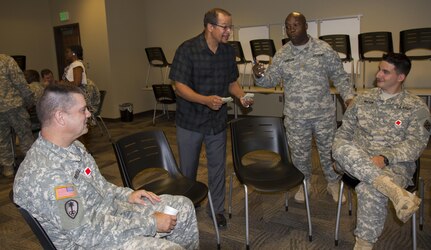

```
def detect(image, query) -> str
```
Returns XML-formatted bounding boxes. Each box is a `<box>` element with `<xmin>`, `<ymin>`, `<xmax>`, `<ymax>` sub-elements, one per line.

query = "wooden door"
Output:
<box><xmin>53</xmin><ymin>23</ymin><xmax>81</xmax><ymax>79</ymax></box>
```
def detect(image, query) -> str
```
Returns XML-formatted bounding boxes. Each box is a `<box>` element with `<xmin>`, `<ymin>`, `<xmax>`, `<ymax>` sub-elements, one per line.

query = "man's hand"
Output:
<box><xmin>206</xmin><ymin>95</ymin><xmax>224</xmax><ymax>110</ymax></box>
<box><xmin>154</xmin><ymin>211</ymin><xmax>177</xmax><ymax>233</ymax></box>
<box><xmin>240</xmin><ymin>94</ymin><xmax>254</xmax><ymax>108</ymax></box>
<box><xmin>344</xmin><ymin>98</ymin><xmax>353</xmax><ymax>108</ymax></box>
<box><xmin>128</xmin><ymin>190</ymin><xmax>161</xmax><ymax>205</ymax></box>
<box><xmin>370</xmin><ymin>155</ymin><xmax>386</xmax><ymax>169</ymax></box>
<box><xmin>252</xmin><ymin>62</ymin><xmax>265</xmax><ymax>78</ymax></box>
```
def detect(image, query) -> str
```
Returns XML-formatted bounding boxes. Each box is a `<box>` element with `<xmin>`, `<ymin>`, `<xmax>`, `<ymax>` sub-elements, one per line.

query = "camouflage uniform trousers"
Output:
<box><xmin>333</xmin><ymin>143</ymin><xmax>410</xmax><ymax>243</ymax></box>
<box><xmin>112</xmin><ymin>194</ymin><xmax>199</xmax><ymax>250</ymax></box>
<box><xmin>0</xmin><ymin>107</ymin><xmax>34</xmax><ymax>169</ymax></box>
<box><xmin>284</xmin><ymin>114</ymin><xmax>340</xmax><ymax>182</ymax></box>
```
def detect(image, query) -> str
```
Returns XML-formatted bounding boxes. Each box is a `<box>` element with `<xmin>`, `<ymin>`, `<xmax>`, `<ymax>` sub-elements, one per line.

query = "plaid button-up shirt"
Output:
<box><xmin>169</xmin><ymin>32</ymin><xmax>238</xmax><ymax>134</ymax></box>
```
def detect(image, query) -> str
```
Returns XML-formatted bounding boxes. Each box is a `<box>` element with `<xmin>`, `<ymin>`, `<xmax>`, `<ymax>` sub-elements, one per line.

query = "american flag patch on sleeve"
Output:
<box><xmin>55</xmin><ymin>185</ymin><xmax>77</xmax><ymax>200</ymax></box>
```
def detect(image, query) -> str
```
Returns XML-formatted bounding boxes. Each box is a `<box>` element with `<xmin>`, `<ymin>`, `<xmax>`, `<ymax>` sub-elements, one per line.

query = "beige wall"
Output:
<box><xmin>0</xmin><ymin>0</ymin><xmax>56</xmax><ymax>75</ymax></box>
<box><xmin>1</xmin><ymin>0</ymin><xmax>430</xmax><ymax>118</ymax></box>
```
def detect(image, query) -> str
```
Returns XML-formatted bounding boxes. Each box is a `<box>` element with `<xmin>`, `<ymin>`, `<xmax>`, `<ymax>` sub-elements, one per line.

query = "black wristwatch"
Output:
<box><xmin>380</xmin><ymin>155</ymin><xmax>389</xmax><ymax>166</ymax></box>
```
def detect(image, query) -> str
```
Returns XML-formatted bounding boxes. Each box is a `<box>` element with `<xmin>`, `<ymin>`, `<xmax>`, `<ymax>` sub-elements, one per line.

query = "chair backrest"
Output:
<box><xmin>112</xmin><ymin>130</ymin><xmax>183</xmax><ymax>189</ymax></box>
<box><xmin>358</xmin><ymin>31</ymin><xmax>394</xmax><ymax>61</ymax></box>
<box><xmin>93</xmin><ymin>90</ymin><xmax>106</xmax><ymax>117</ymax></box>
<box><xmin>319</xmin><ymin>34</ymin><xmax>353</xmax><ymax>62</ymax></box>
<box><xmin>400</xmin><ymin>28</ymin><xmax>431</xmax><ymax>60</ymax></box>
<box><xmin>145</xmin><ymin>47</ymin><xmax>170</xmax><ymax>67</ymax></box>
<box><xmin>230</xmin><ymin>117</ymin><xmax>291</xmax><ymax>181</ymax></box>
<box><xmin>249</xmin><ymin>39</ymin><xmax>276</xmax><ymax>64</ymax></box>
<box><xmin>228</xmin><ymin>41</ymin><xmax>249</xmax><ymax>64</ymax></box>
<box><xmin>9</xmin><ymin>191</ymin><xmax>57</xmax><ymax>250</ymax></box>
<box><xmin>281</xmin><ymin>37</ymin><xmax>290</xmax><ymax>45</ymax></box>
<box><xmin>152</xmin><ymin>84</ymin><xmax>176</xmax><ymax>104</ymax></box>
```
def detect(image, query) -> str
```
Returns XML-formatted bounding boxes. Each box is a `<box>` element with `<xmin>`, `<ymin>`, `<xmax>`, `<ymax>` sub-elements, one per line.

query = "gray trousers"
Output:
<box><xmin>176</xmin><ymin>126</ymin><xmax>226</xmax><ymax>214</ymax></box>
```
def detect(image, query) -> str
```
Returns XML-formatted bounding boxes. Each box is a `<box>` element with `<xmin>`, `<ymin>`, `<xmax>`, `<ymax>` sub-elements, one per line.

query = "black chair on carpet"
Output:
<box><xmin>228</xmin><ymin>116</ymin><xmax>312</xmax><ymax>249</ymax></box>
<box><xmin>112</xmin><ymin>129</ymin><xmax>220</xmax><ymax>249</ymax></box>
<box><xmin>9</xmin><ymin>190</ymin><xmax>57</xmax><ymax>250</ymax></box>
<box><xmin>334</xmin><ymin>159</ymin><xmax>424</xmax><ymax>249</ymax></box>
<box><xmin>151</xmin><ymin>84</ymin><xmax>176</xmax><ymax>125</ymax></box>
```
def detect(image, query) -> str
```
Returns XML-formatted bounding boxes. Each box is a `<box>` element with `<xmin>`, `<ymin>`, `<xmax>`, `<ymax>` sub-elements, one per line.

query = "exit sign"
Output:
<box><xmin>59</xmin><ymin>11</ymin><xmax>69</xmax><ymax>22</ymax></box>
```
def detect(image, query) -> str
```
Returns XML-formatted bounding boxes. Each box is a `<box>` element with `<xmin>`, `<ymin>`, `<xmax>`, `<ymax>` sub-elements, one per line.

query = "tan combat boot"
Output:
<box><xmin>372</xmin><ymin>175</ymin><xmax>421</xmax><ymax>223</ymax></box>
<box><xmin>353</xmin><ymin>237</ymin><xmax>373</xmax><ymax>250</ymax></box>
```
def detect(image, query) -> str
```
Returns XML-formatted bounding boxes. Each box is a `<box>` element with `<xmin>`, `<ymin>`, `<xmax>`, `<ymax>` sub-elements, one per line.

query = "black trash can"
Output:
<box><xmin>119</xmin><ymin>103</ymin><xmax>133</xmax><ymax>122</ymax></box>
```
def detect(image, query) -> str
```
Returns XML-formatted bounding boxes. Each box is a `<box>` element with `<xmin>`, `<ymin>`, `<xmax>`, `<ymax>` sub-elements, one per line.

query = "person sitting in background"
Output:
<box><xmin>333</xmin><ymin>53</ymin><xmax>430</xmax><ymax>249</ymax></box>
<box><xmin>40</xmin><ymin>68</ymin><xmax>57</xmax><ymax>86</ymax></box>
<box><xmin>14</xmin><ymin>83</ymin><xmax>199</xmax><ymax>249</ymax></box>
<box><xmin>24</xmin><ymin>69</ymin><xmax>45</xmax><ymax>101</ymax></box>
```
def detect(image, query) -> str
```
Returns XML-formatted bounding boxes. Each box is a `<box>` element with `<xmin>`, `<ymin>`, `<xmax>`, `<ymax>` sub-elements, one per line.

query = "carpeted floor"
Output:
<box><xmin>1</xmin><ymin>112</ymin><xmax>430</xmax><ymax>249</ymax></box>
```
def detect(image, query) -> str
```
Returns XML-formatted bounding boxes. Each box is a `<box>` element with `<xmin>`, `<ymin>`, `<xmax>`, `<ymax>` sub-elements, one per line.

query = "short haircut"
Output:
<box><xmin>24</xmin><ymin>70</ymin><xmax>40</xmax><ymax>83</ymax></box>
<box><xmin>68</xmin><ymin>45</ymin><xmax>84</xmax><ymax>60</ymax></box>
<box><xmin>40</xmin><ymin>69</ymin><xmax>53</xmax><ymax>77</ymax></box>
<box><xmin>382</xmin><ymin>52</ymin><xmax>411</xmax><ymax>76</ymax></box>
<box><xmin>37</xmin><ymin>83</ymin><xmax>84</xmax><ymax>125</ymax></box>
<box><xmin>203</xmin><ymin>8</ymin><xmax>231</xmax><ymax>27</ymax></box>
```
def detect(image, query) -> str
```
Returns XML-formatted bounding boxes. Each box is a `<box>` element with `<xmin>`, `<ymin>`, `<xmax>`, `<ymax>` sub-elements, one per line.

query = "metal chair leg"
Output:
<box><xmin>208</xmin><ymin>191</ymin><xmax>220</xmax><ymax>249</ymax></box>
<box><xmin>419</xmin><ymin>177</ymin><xmax>424</xmax><ymax>230</ymax></box>
<box><xmin>303</xmin><ymin>180</ymin><xmax>312</xmax><ymax>242</ymax></box>
<box><xmin>244</xmin><ymin>185</ymin><xmax>249</xmax><ymax>249</ymax></box>
<box><xmin>334</xmin><ymin>181</ymin><xmax>344</xmax><ymax>246</ymax></box>
<box><xmin>228</xmin><ymin>172</ymin><xmax>234</xmax><ymax>218</ymax></box>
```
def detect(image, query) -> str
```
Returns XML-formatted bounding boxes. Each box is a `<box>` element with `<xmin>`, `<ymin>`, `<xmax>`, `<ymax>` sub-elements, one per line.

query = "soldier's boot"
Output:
<box><xmin>353</xmin><ymin>237</ymin><xmax>373</xmax><ymax>250</ymax></box>
<box><xmin>372</xmin><ymin>175</ymin><xmax>421</xmax><ymax>223</ymax></box>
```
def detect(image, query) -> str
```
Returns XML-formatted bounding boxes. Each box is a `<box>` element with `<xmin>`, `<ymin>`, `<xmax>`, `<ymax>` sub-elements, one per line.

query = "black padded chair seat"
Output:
<box><xmin>140</xmin><ymin>177</ymin><xmax>208</xmax><ymax>204</ymax></box>
<box><xmin>238</xmin><ymin>163</ymin><xmax>304</xmax><ymax>192</ymax></box>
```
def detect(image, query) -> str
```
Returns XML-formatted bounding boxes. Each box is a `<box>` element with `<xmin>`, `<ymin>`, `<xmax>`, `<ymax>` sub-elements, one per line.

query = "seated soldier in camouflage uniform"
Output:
<box><xmin>13</xmin><ymin>83</ymin><xmax>199</xmax><ymax>249</ymax></box>
<box><xmin>333</xmin><ymin>53</ymin><xmax>431</xmax><ymax>249</ymax></box>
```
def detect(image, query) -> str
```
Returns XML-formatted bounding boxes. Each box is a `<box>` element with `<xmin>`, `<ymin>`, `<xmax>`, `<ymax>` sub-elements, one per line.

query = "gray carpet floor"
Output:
<box><xmin>1</xmin><ymin>112</ymin><xmax>430</xmax><ymax>249</ymax></box>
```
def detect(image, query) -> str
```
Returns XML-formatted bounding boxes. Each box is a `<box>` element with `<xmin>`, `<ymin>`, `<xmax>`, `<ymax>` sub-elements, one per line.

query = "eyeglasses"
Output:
<box><xmin>211</xmin><ymin>23</ymin><xmax>234</xmax><ymax>31</ymax></box>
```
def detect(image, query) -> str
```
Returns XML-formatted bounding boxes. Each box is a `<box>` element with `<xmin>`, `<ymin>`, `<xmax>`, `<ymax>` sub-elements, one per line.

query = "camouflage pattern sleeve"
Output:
<box><xmin>380</xmin><ymin>101</ymin><xmax>431</xmax><ymax>164</ymax></box>
<box><xmin>254</xmin><ymin>48</ymin><xmax>285</xmax><ymax>88</ymax></box>
<box><xmin>333</xmin><ymin>96</ymin><xmax>359</xmax><ymax>152</ymax></box>
<box><xmin>325</xmin><ymin>47</ymin><xmax>355</xmax><ymax>102</ymax></box>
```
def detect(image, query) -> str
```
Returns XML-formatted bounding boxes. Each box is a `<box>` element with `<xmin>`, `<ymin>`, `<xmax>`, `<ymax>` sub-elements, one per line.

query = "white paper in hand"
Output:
<box><xmin>163</xmin><ymin>205</ymin><xmax>178</xmax><ymax>216</ymax></box>
<box><xmin>221</xmin><ymin>97</ymin><xmax>233</xmax><ymax>103</ymax></box>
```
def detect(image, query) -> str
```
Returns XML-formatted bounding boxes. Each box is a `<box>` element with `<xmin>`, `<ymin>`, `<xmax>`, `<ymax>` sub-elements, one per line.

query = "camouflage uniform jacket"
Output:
<box><xmin>14</xmin><ymin>136</ymin><xmax>158</xmax><ymax>249</ymax></box>
<box><xmin>0</xmin><ymin>54</ymin><xmax>34</xmax><ymax>112</ymax></box>
<box><xmin>255</xmin><ymin>36</ymin><xmax>354</xmax><ymax>119</ymax></box>
<box><xmin>334</xmin><ymin>88</ymin><xmax>431</xmax><ymax>180</ymax></box>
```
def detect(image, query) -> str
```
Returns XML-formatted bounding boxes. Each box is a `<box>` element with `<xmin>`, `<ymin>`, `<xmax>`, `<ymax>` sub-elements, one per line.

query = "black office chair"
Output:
<box><xmin>92</xmin><ymin>90</ymin><xmax>111</xmax><ymax>141</ymax></box>
<box><xmin>357</xmin><ymin>32</ymin><xmax>394</xmax><ymax>88</ymax></box>
<box><xmin>319</xmin><ymin>34</ymin><xmax>355</xmax><ymax>89</ymax></box>
<box><xmin>145</xmin><ymin>47</ymin><xmax>171</xmax><ymax>87</ymax></box>
<box><xmin>334</xmin><ymin>160</ymin><xmax>424</xmax><ymax>249</ymax></box>
<box><xmin>281</xmin><ymin>37</ymin><xmax>290</xmax><ymax>46</ymax></box>
<box><xmin>228</xmin><ymin>41</ymin><xmax>253</xmax><ymax>87</ymax></box>
<box><xmin>319</xmin><ymin>34</ymin><xmax>353</xmax><ymax>63</ymax></box>
<box><xmin>151</xmin><ymin>84</ymin><xmax>176</xmax><ymax>125</ymax></box>
<box><xmin>9</xmin><ymin>190</ymin><xmax>57</xmax><ymax>250</ymax></box>
<box><xmin>112</xmin><ymin>130</ymin><xmax>220</xmax><ymax>248</ymax></box>
<box><xmin>228</xmin><ymin>116</ymin><xmax>312</xmax><ymax>249</ymax></box>
<box><xmin>249</xmin><ymin>39</ymin><xmax>276</xmax><ymax>65</ymax></box>
<box><xmin>400</xmin><ymin>28</ymin><xmax>431</xmax><ymax>60</ymax></box>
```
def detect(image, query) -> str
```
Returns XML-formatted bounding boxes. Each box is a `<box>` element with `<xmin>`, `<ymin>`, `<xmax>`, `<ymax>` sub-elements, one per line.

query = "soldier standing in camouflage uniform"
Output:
<box><xmin>252</xmin><ymin>12</ymin><xmax>355</xmax><ymax>203</ymax></box>
<box><xmin>333</xmin><ymin>53</ymin><xmax>430</xmax><ymax>249</ymax></box>
<box><xmin>0</xmin><ymin>54</ymin><xmax>34</xmax><ymax>177</ymax></box>
<box><xmin>14</xmin><ymin>83</ymin><xmax>199</xmax><ymax>249</ymax></box>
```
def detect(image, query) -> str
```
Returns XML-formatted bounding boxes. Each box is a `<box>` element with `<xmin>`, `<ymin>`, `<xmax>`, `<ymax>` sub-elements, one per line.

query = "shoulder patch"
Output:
<box><xmin>55</xmin><ymin>185</ymin><xmax>77</xmax><ymax>200</ymax></box>
<box><xmin>65</xmin><ymin>199</ymin><xmax>79</xmax><ymax>219</ymax></box>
